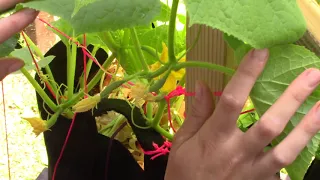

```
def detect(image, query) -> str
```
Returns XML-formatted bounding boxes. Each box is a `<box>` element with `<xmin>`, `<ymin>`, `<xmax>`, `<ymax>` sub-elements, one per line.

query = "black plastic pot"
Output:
<box><xmin>34</xmin><ymin>41</ymin><xmax>168</xmax><ymax>180</ymax></box>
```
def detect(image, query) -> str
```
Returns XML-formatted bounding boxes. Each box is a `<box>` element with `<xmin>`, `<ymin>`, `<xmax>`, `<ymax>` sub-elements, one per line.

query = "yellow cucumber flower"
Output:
<box><xmin>150</xmin><ymin>42</ymin><xmax>185</xmax><ymax>93</ymax></box>
<box><xmin>73</xmin><ymin>94</ymin><xmax>101</xmax><ymax>113</ymax></box>
<box><xmin>23</xmin><ymin>117</ymin><xmax>48</xmax><ymax>136</ymax></box>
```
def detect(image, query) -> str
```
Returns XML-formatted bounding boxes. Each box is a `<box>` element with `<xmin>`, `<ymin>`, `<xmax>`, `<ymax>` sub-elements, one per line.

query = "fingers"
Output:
<box><xmin>244</xmin><ymin>68</ymin><xmax>320</xmax><ymax>152</ymax></box>
<box><xmin>256</xmin><ymin>101</ymin><xmax>320</xmax><ymax>175</ymax></box>
<box><xmin>0</xmin><ymin>0</ymin><xmax>24</xmax><ymax>12</ymax></box>
<box><xmin>0</xmin><ymin>58</ymin><xmax>24</xmax><ymax>81</ymax></box>
<box><xmin>172</xmin><ymin>81</ymin><xmax>214</xmax><ymax>148</ymax></box>
<box><xmin>0</xmin><ymin>8</ymin><xmax>38</xmax><ymax>44</ymax></box>
<box><xmin>200</xmin><ymin>49</ymin><xmax>269</xmax><ymax>136</ymax></box>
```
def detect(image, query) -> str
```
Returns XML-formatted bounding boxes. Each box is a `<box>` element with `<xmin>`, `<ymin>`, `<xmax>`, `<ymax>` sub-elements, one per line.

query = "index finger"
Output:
<box><xmin>0</xmin><ymin>8</ymin><xmax>38</xmax><ymax>44</ymax></box>
<box><xmin>200</xmin><ymin>49</ymin><xmax>269</xmax><ymax>137</ymax></box>
<box><xmin>0</xmin><ymin>0</ymin><xmax>24</xmax><ymax>12</ymax></box>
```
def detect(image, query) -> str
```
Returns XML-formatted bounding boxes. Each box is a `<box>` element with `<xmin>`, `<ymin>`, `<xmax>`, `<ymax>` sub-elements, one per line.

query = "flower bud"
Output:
<box><xmin>73</xmin><ymin>94</ymin><xmax>101</xmax><ymax>113</ymax></box>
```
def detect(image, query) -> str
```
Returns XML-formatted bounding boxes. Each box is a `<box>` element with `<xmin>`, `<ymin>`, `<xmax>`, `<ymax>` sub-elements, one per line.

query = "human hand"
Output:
<box><xmin>0</xmin><ymin>0</ymin><xmax>38</xmax><ymax>81</ymax></box>
<box><xmin>165</xmin><ymin>49</ymin><xmax>320</xmax><ymax>180</ymax></box>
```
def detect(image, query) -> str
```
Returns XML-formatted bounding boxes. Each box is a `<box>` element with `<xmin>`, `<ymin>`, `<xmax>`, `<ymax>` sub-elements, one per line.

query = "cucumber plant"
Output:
<box><xmin>1</xmin><ymin>0</ymin><xmax>320</xmax><ymax>179</ymax></box>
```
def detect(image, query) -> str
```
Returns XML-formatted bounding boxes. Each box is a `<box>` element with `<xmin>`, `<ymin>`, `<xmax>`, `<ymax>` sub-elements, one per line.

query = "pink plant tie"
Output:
<box><xmin>164</xmin><ymin>86</ymin><xmax>223</xmax><ymax>133</ymax></box>
<box><xmin>143</xmin><ymin>141</ymin><xmax>172</xmax><ymax>160</ymax></box>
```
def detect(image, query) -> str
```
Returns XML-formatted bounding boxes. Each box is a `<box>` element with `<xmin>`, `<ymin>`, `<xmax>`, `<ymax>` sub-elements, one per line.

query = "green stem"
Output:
<box><xmin>147</xmin><ymin>64</ymin><xmax>169</xmax><ymax>79</ymax></box>
<box><xmin>61</xmin><ymin>53</ymin><xmax>116</xmax><ymax>109</ymax></box>
<box><xmin>141</xmin><ymin>45</ymin><xmax>160</xmax><ymax>61</ymax></box>
<box><xmin>23</xmin><ymin>33</ymin><xmax>43</xmax><ymax>59</ymax></box>
<box><xmin>46</xmin><ymin>108</ymin><xmax>63</xmax><ymax>129</ymax></box>
<box><xmin>106</xmin><ymin>116</ymin><xmax>126</xmax><ymax>137</ymax></box>
<box><xmin>99</xmin><ymin>118</ymin><xmax>117</xmax><ymax>134</ymax></box>
<box><xmin>87</xmin><ymin>47</ymin><xmax>100</xmax><ymax>78</ymax></box>
<box><xmin>80</xmin><ymin>46</ymin><xmax>99</xmax><ymax>89</ymax></box>
<box><xmin>177</xmin><ymin>25</ymin><xmax>202</xmax><ymax>61</ymax></box>
<box><xmin>147</xmin><ymin>102</ymin><xmax>153</xmax><ymax>119</ymax></box>
<box><xmin>174</xmin><ymin>61</ymin><xmax>235</xmax><ymax>76</ymax></box>
<box><xmin>130</xmin><ymin>28</ymin><xmax>149</xmax><ymax>71</ymax></box>
<box><xmin>154</xmin><ymin>125</ymin><xmax>173</xmax><ymax>141</ymax></box>
<box><xmin>173</xmin><ymin>113</ymin><xmax>183</xmax><ymax>126</ymax></box>
<box><xmin>20</xmin><ymin>67</ymin><xmax>57</xmax><ymax>112</ymax></box>
<box><xmin>127</xmin><ymin>49</ymin><xmax>142</xmax><ymax>73</ymax></box>
<box><xmin>67</xmin><ymin>41</ymin><xmax>77</xmax><ymax>98</ymax></box>
<box><xmin>98</xmin><ymin>31</ymin><xmax>120</xmax><ymax>52</ymax></box>
<box><xmin>23</xmin><ymin>33</ymin><xmax>57</xmax><ymax>93</ymax></box>
<box><xmin>152</xmin><ymin>100</ymin><xmax>166</xmax><ymax>127</ymax></box>
<box><xmin>168</xmin><ymin>0</ymin><xmax>180</xmax><ymax>63</ymax></box>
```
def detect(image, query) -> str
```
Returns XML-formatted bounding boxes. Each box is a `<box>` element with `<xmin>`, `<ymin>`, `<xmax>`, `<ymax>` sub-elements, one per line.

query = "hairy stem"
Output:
<box><xmin>46</xmin><ymin>108</ymin><xmax>63</xmax><ymax>129</ymax></box>
<box><xmin>98</xmin><ymin>31</ymin><xmax>120</xmax><ymax>52</ymax></box>
<box><xmin>23</xmin><ymin>32</ymin><xmax>57</xmax><ymax>93</ymax></box>
<box><xmin>61</xmin><ymin>53</ymin><xmax>116</xmax><ymax>109</ymax></box>
<box><xmin>147</xmin><ymin>102</ymin><xmax>153</xmax><ymax>119</ymax></box>
<box><xmin>130</xmin><ymin>28</ymin><xmax>149</xmax><ymax>71</ymax></box>
<box><xmin>67</xmin><ymin>40</ymin><xmax>77</xmax><ymax>98</ymax></box>
<box><xmin>152</xmin><ymin>100</ymin><xmax>166</xmax><ymax>127</ymax></box>
<box><xmin>154</xmin><ymin>125</ymin><xmax>173</xmax><ymax>141</ymax></box>
<box><xmin>20</xmin><ymin>67</ymin><xmax>57</xmax><ymax>112</ymax></box>
<box><xmin>147</xmin><ymin>64</ymin><xmax>169</xmax><ymax>79</ymax></box>
<box><xmin>168</xmin><ymin>0</ymin><xmax>180</xmax><ymax>63</ymax></box>
<box><xmin>174</xmin><ymin>61</ymin><xmax>235</xmax><ymax>76</ymax></box>
<box><xmin>80</xmin><ymin>46</ymin><xmax>99</xmax><ymax>89</ymax></box>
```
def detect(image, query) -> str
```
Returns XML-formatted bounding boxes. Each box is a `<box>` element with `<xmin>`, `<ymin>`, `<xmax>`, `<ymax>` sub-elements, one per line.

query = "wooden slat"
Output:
<box><xmin>185</xmin><ymin>24</ymin><xmax>227</xmax><ymax>111</ymax></box>
<box><xmin>296</xmin><ymin>0</ymin><xmax>320</xmax><ymax>55</ymax></box>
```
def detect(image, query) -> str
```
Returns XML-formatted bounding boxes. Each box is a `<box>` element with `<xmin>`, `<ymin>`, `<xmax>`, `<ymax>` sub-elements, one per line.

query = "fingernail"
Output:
<box><xmin>252</xmin><ymin>49</ymin><xmax>269</xmax><ymax>61</ymax></box>
<box><xmin>22</xmin><ymin>8</ymin><xmax>39</xmax><ymax>15</ymax></box>
<box><xmin>306</xmin><ymin>69</ymin><xmax>320</xmax><ymax>87</ymax></box>
<box><xmin>195</xmin><ymin>81</ymin><xmax>203</xmax><ymax>101</ymax></box>
<box><xmin>7</xmin><ymin>62</ymin><xmax>24</xmax><ymax>74</ymax></box>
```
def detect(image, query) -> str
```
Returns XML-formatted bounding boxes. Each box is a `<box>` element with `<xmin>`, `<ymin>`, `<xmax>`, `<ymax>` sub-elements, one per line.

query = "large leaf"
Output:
<box><xmin>137</xmin><ymin>25</ymin><xmax>168</xmax><ymax>54</ymax></box>
<box><xmin>22</xmin><ymin>0</ymin><xmax>162</xmax><ymax>35</ymax></box>
<box><xmin>185</xmin><ymin>0</ymin><xmax>307</xmax><ymax>49</ymax></box>
<box><xmin>0</xmin><ymin>34</ymin><xmax>19</xmax><ymax>57</ymax></box>
<box><xmin>22</xmin><ymin>0</ymin><xmax>75</xmax><ymax>22</ymax></box>
<box><xmin>72</xmin><ymin>0</ymin><xmax>98</xmax><ymax>17</ymax></box>
<box><xmin>137</xmin><ymin>23</ymin><xmax>186</xmax><ymax>60</ymax></box>
<box><xmin>153</xmin><ymin>2</ymin><xmax>171</xmax><ymax>22</ymax></box>
<box><xmin>250</xmin><ymin>44</ymin><xmax>320</xmax><ymax>180</ymax></box>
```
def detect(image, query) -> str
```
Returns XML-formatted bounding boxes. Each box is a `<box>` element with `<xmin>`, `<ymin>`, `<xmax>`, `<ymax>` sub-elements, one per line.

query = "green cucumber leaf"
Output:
<box><xmin>21</xmin><ymin>0</ymin><xmax>75</xmax><ymax>23</ymax></box>
<box><xmin>153</xmin><ymin>2</ymin><xmax>171</xmax><ymax>22</ymax></box>
<box><xmin>50</xmin><ymin>18</ymin><xmax>73</xmax><ymax>45</ymax></box>
<box><xmin>137</xmin><ymin>25</ymin><xmax>168</xmax><ymax>55</ymax></box>
<box><xmin>22</xmin><ymin>0</ymin><xmax>162</xmax><ymax>35</ymax></box>
<box><xmin>72</xmin><ymin>0</ymin><xmax>98</xmax><ymax>17</ymax></box>
<box><xmin>118</xmin><ymin>48</ymin><xmax>139</xmax><ymax>75</ymax></box>
<box><xmin>250</xmin><ymin>44</ymin><xmax>320</xmax><ymax>180</ymax></box>
<box><xmin>185</xmin><ymin>0</ymin><xmax>307</xmax><ymax>49</ymax></box>
<box><xmin>223</xmin><ymin>33</ymin><xmax>244</xmax><ymax>50</ymax></box>
<box><xmin>0</xmin><ymin>34</ymin><xmax>19</xmax><ymax>57</ymax></box>
<box><xmin>71</xmin><ymin>0</ymin><xmax>162</xmax><ymax>35</ymax></box>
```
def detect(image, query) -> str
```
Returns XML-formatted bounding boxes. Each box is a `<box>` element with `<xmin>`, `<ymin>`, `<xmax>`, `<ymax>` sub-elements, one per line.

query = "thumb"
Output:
<box><xmin>173</xmin><ymin>81</ymin><xmax>214</xmax><ymax>147</ymax></box>
<box><xmin>0</xmin><ymin>58</ymin><xmax>24</xmax><ymax>81</ymax></box>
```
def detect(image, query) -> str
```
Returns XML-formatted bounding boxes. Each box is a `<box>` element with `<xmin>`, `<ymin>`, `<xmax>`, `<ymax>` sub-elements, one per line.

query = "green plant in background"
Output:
<box><xmin>1</xmin><ymin>0</ymin><xmax>320</xmax><ymax>179</ymax></box>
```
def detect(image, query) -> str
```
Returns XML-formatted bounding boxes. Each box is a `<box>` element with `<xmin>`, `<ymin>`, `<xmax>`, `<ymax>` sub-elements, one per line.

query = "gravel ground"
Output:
<box><xmin>0</xmin><ymin>71</ymin><xmax>47</xmax><ymax>180</ymax></box>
